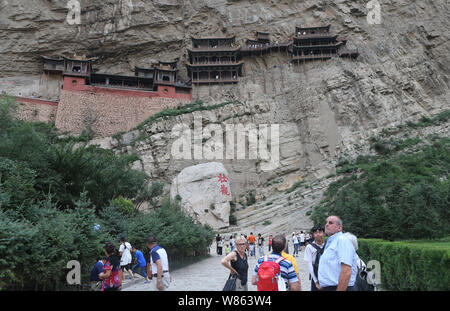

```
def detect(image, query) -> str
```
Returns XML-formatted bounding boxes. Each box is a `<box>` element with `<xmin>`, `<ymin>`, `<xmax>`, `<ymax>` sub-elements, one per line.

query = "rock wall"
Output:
<box><xmin>170</xmin><ymin>162</ymin><xmax>232</xmax><ymax>229</ymax></box>
<box><xmin>15</xmin><ymin>97</ymin><xmax>58</xmax><ymax>123</ymax></box>
<box><xmin>1</xmin><ymin>0</ymin><xmax>449</xmax><ymax>231</ymax></box>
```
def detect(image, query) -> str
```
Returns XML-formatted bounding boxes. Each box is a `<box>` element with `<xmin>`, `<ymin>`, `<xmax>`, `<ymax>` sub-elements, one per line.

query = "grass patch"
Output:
<box><xmin>136</xmin><ymin>100</ymin><xmax>242</xmax><ymax>130</ymax></box>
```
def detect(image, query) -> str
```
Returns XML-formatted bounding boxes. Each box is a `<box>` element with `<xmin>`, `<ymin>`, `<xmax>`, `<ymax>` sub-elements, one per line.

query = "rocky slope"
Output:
<box><xmin>2</xmin><ymin>0</ymin><xmax>449</xmax><ymax>231</ymax></box>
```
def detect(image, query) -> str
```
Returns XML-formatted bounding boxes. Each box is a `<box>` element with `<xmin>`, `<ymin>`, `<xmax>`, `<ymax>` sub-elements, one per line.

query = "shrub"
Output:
<box><xmin>0</xmin><ymin>194</ymin><xmax>106</xmax><ymax>291</ymax></box>
<box><xmin>112</xmin><ymin>197</ymin><xmax>135</xmax><ymax>215</ymax></box>
<box><xmin>285</xmin><ymin>181</ymin><xmax>304</xmax><ymax>194</ymax></box>
<box><xmin>0</xmin><ymin>96</ymin><xmax>215</xmax><ymax>290</ymax></box>
<box><xmin>246</xmin><ymin>190</ymin><xmax>256</xmax><ymax>206</ymax></box>
<box><xmin>358</xmin><ymin>238</ymin><xmax>450</xmax><ymax>290</ymax></box>
<box><xmin>229</xmin><ymin>214</ymin><xmax>237</xmax><ymax>225</ymax></box>
<box><xmin>312</xmin><ymin>137</ymin><xmax>450</xmax><ymax>240</ymax></box>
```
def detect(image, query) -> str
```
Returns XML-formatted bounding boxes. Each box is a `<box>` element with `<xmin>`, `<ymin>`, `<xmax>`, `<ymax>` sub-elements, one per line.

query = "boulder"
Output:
<box><xmin>170</xmin><ymin>162</ymin><xmax>232</xmax><ymax>229</ymax></box>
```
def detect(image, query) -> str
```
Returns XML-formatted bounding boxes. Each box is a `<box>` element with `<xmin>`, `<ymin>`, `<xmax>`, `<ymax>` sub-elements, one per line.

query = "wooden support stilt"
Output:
<box><xmin>263</xmin><ymin>71</ymin><xmax>266</xmax><ymax>94</ymax></box>
<box><xmin>280</xmin><ymin>64</ymin><xmax>285</xmax><ymax>90</ymax></box>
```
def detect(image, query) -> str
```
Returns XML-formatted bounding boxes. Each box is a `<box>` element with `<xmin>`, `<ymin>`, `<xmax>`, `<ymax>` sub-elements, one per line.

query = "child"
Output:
<box><xmin>225</xmin><ymin>244</ymin><xmax>231</xmax><ymax>255</ymax></box>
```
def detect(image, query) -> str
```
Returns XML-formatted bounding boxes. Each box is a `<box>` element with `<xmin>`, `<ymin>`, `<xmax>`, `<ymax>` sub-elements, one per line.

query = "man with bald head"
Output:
<box><xmin>318</xmin><ymin>216</ymin><xmax>357</xmax><ymax>291</ymax></box>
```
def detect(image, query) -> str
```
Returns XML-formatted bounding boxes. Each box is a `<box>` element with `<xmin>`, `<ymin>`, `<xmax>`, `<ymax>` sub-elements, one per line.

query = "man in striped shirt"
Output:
<box><xmin>251</xmin><ymin>235</ymin><xmax>301</xmax><ymax>291</ymax></box>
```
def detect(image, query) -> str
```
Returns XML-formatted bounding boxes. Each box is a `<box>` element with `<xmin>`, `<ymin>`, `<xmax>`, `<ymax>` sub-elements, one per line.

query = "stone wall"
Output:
<box><xmin>55</xmin><ymin>90</ymin><xmax>188</xmax><ymax>137</ymax></box>
<box><xmin>15</xmin><ymin>97</ymin><xmax>58</xmax><ymax>123</ymax></box>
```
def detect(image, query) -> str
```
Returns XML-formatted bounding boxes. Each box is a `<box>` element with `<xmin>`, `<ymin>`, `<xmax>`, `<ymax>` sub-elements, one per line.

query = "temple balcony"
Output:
<box><xmin>291</xmin><ymin>53</ymin><xmax>337</xmax><ymax>62</ymax></box>
<box><xmin>294</xmin><ymin>33</ymin><xmax>337</xmax><ymax>40</ymax></box>
<box><xmin>338</xmin><ymin>48</ymin><xmax>360</xmax><ymax>59</ymax></box>
<box><xmin>292</xmin><ymin>42</ymin><xmax>344</xmax><ymax>49</ymax></box>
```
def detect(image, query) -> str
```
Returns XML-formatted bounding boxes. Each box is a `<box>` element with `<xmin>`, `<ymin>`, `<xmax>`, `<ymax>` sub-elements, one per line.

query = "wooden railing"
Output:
<box><xmin>292</xmin><ymin>42</ymin><xmax>342</xmax><ymax>48</ymax></box>
<box><xmin>190</xmin><ymin>46</ymin><xmax>240</xmax><ymax>51</ymax></box>
<box><xmin>291</xmin><ymin>53</ymin><xmax>335</xmax><ymax>61</ymax></box>
<box><xmin>241</xmin><ymin>42</ymin><xmax>291</xmax><ymax>52</ymax></box>
<box><xmin>192</xmin><ymin>78</ymin><xmax>239</xmax><ymax>83</ymax></box>
<box><xmin>188</xmin><ymin>61</ymin><xmax>243</xmax><ymax>66</ymax></box>
<box><xmin>338</xmin><ymin>48</ymin><xmax>359</xmax><ymax>57</ymax></box>
<box><xmin>294</xmin><ymin>33</ymin><xmax>335</xmax><ymax>40</ymax></box>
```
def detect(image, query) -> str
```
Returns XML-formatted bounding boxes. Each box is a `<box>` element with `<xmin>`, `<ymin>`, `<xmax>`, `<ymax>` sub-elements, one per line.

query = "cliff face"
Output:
<box><xmin>2</xmin><ymin>0</ymin><xmax>449</xmax><ymax>231</ymax></box>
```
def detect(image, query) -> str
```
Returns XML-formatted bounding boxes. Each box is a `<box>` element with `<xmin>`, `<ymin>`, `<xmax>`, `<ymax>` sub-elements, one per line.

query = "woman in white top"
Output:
<box><xmin>119</xmin><ymin>236</ymin><xmax>134</xmax><ymax>281</ymax></box>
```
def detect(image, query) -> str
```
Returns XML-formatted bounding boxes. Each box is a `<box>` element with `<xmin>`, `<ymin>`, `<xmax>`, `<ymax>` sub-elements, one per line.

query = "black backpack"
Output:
<box><xmin>353</xmin><ymin>261</ymin><xmax>375</xmax><ymax>291</ymax></box>
<box><xmin>310</xmin><ymin>242</ymin><xmax>325</xmax><ymax>278</ymax></box>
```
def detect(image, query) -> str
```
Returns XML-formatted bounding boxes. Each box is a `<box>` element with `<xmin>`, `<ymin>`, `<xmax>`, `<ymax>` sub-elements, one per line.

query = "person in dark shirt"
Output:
<box><xmin>90</xmin><ymin>258</ymin><xmax>106</xmax><ymax>291</ymax></box>
<box><xmin>221</xmin><ymin>236</ymin><xmax>249</xmax><ymax>291</ymax></box>
<box><xmin>99</xmin><ymin>242</ymin><xmax>122</xmax><ymax>291</ymax></box>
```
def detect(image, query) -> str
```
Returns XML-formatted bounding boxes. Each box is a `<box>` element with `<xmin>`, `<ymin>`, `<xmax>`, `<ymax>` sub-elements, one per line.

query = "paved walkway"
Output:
<box><xmin>124</xmin><ymin>248</ymin><xmax>312</xmax><ymax>291</ymax></box>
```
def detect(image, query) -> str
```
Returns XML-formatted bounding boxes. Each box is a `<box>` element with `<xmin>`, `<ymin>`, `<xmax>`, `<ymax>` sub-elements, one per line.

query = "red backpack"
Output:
<box><xmin>256</xmin><ymin>256</ymin><xmax>286</xmax><ymax>291</ymax></box>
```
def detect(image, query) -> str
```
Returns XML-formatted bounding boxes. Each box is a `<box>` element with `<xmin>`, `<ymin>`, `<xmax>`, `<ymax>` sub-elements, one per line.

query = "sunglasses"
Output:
<box><xmin>325</xmin><ymin>221</ymin><xmax>335</xmax><ymax>225</ymax></box>
<box><xmin>236</xmin><ymin>243</ymin><xmax>247</xmax><ymax>246</ymax></box>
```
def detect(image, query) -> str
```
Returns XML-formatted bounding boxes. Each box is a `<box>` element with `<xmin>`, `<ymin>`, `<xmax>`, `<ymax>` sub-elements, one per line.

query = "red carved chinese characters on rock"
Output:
<box><xmin>218</xmin><ymin>173</ymin><xmax>230</xmax><ymax>196</ymax></box>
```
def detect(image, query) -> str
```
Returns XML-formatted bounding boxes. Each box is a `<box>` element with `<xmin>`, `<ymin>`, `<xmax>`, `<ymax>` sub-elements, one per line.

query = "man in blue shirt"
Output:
<box><xmin>131</xmin><ymin>246</ymin><xmax>151</xmax><ymax>283</ymax></box>
<box><xmin>90</xmin><ymin>258</ymin><xmax>105</xmax><ymax>291</ymax></box>
<box><xmin>251</xmin><ymin>235</ymin><xmax>301</xmax><ymax>291</ymax></box>
<box><xmin>147</xmin><ymin>236</ymin><xmax>171</xmax><ymax>291</ymax></box>
<box><xmin>318</xmin><ymin>215</ymin><xmax>357</xmax><ymax>291</ymax></box>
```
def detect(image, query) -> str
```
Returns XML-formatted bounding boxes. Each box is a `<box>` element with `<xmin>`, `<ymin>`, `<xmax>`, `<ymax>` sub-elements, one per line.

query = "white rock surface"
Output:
<box><xmin>170</xmin><ymin>162</ymin><xmax>232</xmax><ymax>229</ymax></box>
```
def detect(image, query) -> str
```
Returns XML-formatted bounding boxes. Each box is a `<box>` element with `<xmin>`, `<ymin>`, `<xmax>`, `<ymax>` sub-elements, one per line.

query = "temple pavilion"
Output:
<box><xmin>291</xmin><ymin>25</ymin><xmax>359</xmax><ymax>63</ymax></box>
<box><xmin>185</xmin><ymin>36</ymin><xmax>243</xmax><ymax>85</ymax></box>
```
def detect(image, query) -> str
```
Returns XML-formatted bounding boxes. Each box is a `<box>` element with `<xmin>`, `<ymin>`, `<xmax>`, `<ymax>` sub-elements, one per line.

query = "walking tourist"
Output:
<box><xmin>99</xmin><ymin>242</ymin><xmax>122</xmax><ymax>291</ymax></box>
<box><xmin>230</xmin><ymin>235</ymin><xmax>236</xmax><ymax>252</ymax></box>
<box><xmin>244</xmin><ymin>235</ymin><xmax>249</xmax><ymax>257</ymax></box>
<box><xmin>252</xmin><ymin>235</ymin><xmax>301</xmax><ymax>291</ymax></box>
<box><xmin>292</xmin><ymin>232</ymin><xmax>299</xmax><ymax>257</ymax></box>
<box><xmin>271</xmin><ymin>242</ymin><xmax>300</xmax><ymax>281</ymax></box>
<box><xmin>342</xmin><ymin>232</ymin><xmax>366</xmax><ymax>269</ymax></box>
<box><xmin>318</xmin><ymin>216</ymin><xmax>357</xmax><ymax>291</ymax></box>
<box><xmin>285</xmin><ymin>235</ymin><xmax>289</xmax><ymax>254</ymax></box>
<box><xmin>268</xmin><ymin>234</ymin><xmax>273</xmax><ymax>252</ymax></box>
<box><xmin>119</xmin><ymin>236</ymin><xmax>134</xmax><ymax>282</ymax></box>
<box><xmin>304</xmin><ymin>225</ymin><xmax>325</xmax><ymax>291</ymax></box>
<box><xmin>216</xmin><ymin>234</ymin><xmax>222</xmax><ymax>255</ymax></box>
<box><xmin>217</xmin><ymin>237</ymin><xmax>224</xmax><ymax>256</ymax></box>
<box><xmin>257</xmin><ymin>233</ymin><xmax>265</xmax><ymax>257</ymax></box>
<box><xmin>221</xmin><ymin>236</ymin><xmax>249</xmax><ymax>291</ymax></box>
<box><xmin>303</xmin><ymin>231</ymin><xmax>311</xmax><ymax>247</ymax></box>
<box><xmin>247</xmin><ymin>233</ymin><xmax>256</xmax><ymax>257</ymax></box>
<box><xmin>131</xmin><ymin>246</ymin><xmax>151</xmax><ymax>283</ymax></box>
<box><xmin>216</xmin><ymin>234</ymin><xmax>224</xmax><ymax>255</ymax></box>
<box><xmin>299</xmin><ymin>231</ymin><xmax>306</xmax><ymax>252</ymax></box>
<box><xmin>225</xmin><ymin>244</ymin><xmax>231</xmax><ymax>255</ymax></box>
<box><xmin>147</xmin><ymin>236</ymin><xmax>171</xmax><ymax>291</ymax></box>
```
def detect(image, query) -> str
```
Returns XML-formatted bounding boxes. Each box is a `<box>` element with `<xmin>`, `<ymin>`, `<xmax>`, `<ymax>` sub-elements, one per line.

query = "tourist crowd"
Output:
<box><xmin>90</xmin><ymin>215</ymin><xmax>370</xmax><ymax>291</ymax></box>
<box><xmin>219</xmin><ymin>215</ymin><xmax>371</xmax><ymax>291</ymax></box>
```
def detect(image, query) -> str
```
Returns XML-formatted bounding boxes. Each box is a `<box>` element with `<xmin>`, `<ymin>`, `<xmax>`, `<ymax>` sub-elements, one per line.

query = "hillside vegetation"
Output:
<box><xmin>0</xmin><ymin>95</ymin><xmax>214</xmax><ymax>290</ymax></box>
<box><xmin>312</xmin><ymin>111</ymin><xmax>450</xmax><ymax>240</ymax></box>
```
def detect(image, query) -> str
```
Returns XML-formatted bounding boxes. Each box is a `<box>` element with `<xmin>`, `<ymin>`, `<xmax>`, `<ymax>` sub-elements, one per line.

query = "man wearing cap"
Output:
<box><xmin>147</xmin><ymin>236</ymin><xmax>171</xmax><ymax>291</ymax></box>
<box><xmin>304</xmin><ymin>225</ymin><xmax>325</xmax><ymax>291</ymax></box>
<box><xmin>318</xmin><ymin>216</ymin><xmax>357</xmax><ymax>291</ymax></box>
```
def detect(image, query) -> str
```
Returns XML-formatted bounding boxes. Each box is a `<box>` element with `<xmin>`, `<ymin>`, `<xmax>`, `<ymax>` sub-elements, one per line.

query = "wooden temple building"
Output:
<box><xmin>241</xmin><ymin>31</ymin><xmax>291</xmax><ymax>56</ymax></box>
<box><xmin>291</xmin><ymin>25</ymin><xmax>359</xmax><ymax>63</ymax></box>
<box><xmin>185</xmin><ymin>36</ymin><xmax>243</xmax><ymax>85</ymax></box>
<box><xmin>42</xmin><ymin>56</ymin><xmax>192</xmax><ymax>97</ymax></box>
<box><xmin>41</xmin><ymin>24</ymin><xmax>359</xmax><ymax>93</ymax></box>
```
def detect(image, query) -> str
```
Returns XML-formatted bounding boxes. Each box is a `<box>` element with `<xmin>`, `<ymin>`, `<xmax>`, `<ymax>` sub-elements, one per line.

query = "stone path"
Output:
<box><xmin>123</xmin><ymin>248</ymin><xmax>312</xmax><ymax>291</ymax></box>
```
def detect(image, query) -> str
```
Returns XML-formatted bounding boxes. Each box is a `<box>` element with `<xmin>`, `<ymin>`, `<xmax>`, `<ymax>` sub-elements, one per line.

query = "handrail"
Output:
<box><xmin>241</xmin><ymin>42</ymin><xmax>291</xmax><ymax>51</ymax></box>
<box><xmin>294</xmin><ymin>33</ymin><xmax>336</xmax><ymax>39</ymax></box>
<box><xmin>187</xmin><ymin>61</ymin><xmax>244</xmax><ymax>66</ymax></box>
<box><xmin>292</xmin><ymin>53</ymin><xmax>335</xmax><ymax>60</ymax></box>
